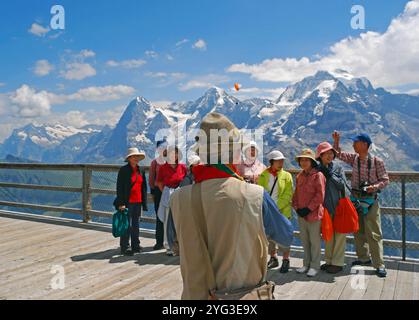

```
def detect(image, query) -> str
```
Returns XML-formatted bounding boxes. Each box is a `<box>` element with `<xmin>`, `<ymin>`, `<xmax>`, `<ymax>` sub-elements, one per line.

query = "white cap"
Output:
<box><xmin>187</xmin><ymin>153</ymin><xmax>201</xmax><ymax>166</ymax></box>
<box><xmin>267</xmin><ymin>150</ymin><xmax>285</xmax><ymax>161</ymax></box>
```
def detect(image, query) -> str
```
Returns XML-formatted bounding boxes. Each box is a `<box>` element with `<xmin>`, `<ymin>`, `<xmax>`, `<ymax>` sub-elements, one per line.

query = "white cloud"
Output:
<box><xmin>0</xmin><ymin>83</ymin><xmax>5</xmax><ymax>87</ymax></box>
<box><xmin>58</xmin><ymin>49</ymin><xmax>97</xmax><ymax>80</ymax></box>
<box><xmin>0</xmin><ymin>93</ymin><xmax>9</xmax><ymax>116</ymax></box>
<box><xmin>65</xmin><ymin>85</ymin><xmax>136</xmax><ymax>102</ymax></box>
<box><xmin>145</xmin><ymin>72</ymin><xmax>187</xmax><ymax>88</ymax></box>
<box><xmin>60</xmin><ymin>62</ymin><xmax>96</xmax><ymax>80</ymax></box>
<box><xmin>152</xmin><ymin>101</ymin><xmax>173</xmax><ymax>109</ymax></box>
<box><xmin>227</xmin><ymin>0</ymin><xmax>419</xmax><ymax>88</ymax></box>
<box><xmin>106</xmin><ymin>59</ymin><xmax>146</xmax><ymax>69</ymax></box>
<box><xmin>78</xmin><ymin>49</ymin><xmax>96</xmax><ymax>58</ymax></box>
<box><xmin>176</xmin><ymin>39</ymin><xmax>189</xmax><ymax>47</ymax></box>
<box><xmin>406</xmin><ymin>88</ymin><xmax>419</xmax><ymax>95</ymax></box>
<box><xmin>234</xmin><ymin>87</ymin><xmax>286</xmax><ymax>100</ymax></box>
<box><xmin>166</xmin><ymin>54</ymin><xmax>174</xmax><ymax>61</ymax></box>
<box><xmin>33</xmin><ymin>60</ymin><xmax>54</xmax><ymax>77</ymax></box>
<box><xmin>145</xmin><ymin>50</ymin><xmax>158</xmax><ymax>59</ymax></box>
<box><xmin>28</xmin><ymin>23</ymin><xmax>49</xmax><ymax>37</ymax></box>
<box><xmin>10</xmin><ymin>85</ymin><xmax>52</xmax><ymax>117</ymax></box>
<box><xmin>55</xmin><ymin>110</ymin><xmax>91</xmax><ymax>128</ymax></box>
<box><xmin>179</xmin><ymin>74</ymin><xmax>229</xmax><ymax>91</ymax></box>
<box><xmin>145</xmin><ymin>72</ymin><xmax>186</xmax><ymax>79</ymax></box>
<box><xmin>4</xmin><ymin>84</ymin><xmax>135</xmax><ymax>119</ymax></box>
<box><xmin>192</xmin><ymin>39</ymin><xmax>207</xmax><ymax>51</ymax></box>
<box><xmin>38</xmin><ymin>105</ymin><xmax>126</xmax><ymax>130</ymax></box>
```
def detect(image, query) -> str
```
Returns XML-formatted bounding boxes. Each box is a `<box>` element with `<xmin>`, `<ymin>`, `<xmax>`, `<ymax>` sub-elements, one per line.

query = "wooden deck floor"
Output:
<box><xmin>0</xmin><ymin>212</ymin><xmax>417</xmax><ymax>300</ymax></box>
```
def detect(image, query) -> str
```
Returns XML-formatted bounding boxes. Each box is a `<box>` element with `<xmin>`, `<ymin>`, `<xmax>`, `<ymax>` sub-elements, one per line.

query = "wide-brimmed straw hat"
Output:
<box><xmin>125</xmin><ymin>147</ymin><xmax>146</xmax><ymax>162</ymax></box>
<box><xmin>197</xmin><ymin>112</ymin><xmax>241</xmax><ymax>164</ymax></box>
<box><xmin>295</xmin><ymin>148</ymin><xmax>317</xmax><ymax>163</ymax></box>
<box><xmin>187</xmin><ymin>153</ymin><xmax>201</xmax><ymax>166</ymax></box>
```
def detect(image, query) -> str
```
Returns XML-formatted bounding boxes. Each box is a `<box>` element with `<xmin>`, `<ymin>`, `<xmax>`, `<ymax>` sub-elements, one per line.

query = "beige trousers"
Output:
<box><xmin>298</xmin><ymin>217</ymin><xmax>321</xmax><ymax>269</ymax></box>
<box><xmin>354</xmin><ymin>201</ymin><xmax>385</xmax><ymax>269</ymax></box>
<box><xmin>324</xmin><ymin>232</ymin><xmax>346</xmax><ymax>267</ymax></box>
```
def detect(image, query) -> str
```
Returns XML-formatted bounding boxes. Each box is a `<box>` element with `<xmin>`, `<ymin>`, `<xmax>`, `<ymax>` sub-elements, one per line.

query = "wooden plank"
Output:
<box><xmin>324</xmin><ymin>272</ymin><xmax>350</xmax><ymax>300</ymax></box>
<box><xmin>379</xmin><ymin>260</ymin><xmax>399</xmax><ymax>300</ymax></box>
<box><xmin>139</xmin><ymin>266</ymin><xmax>182</xmax><ymax>300</ymax></box>
<box><xmin>338</xmin><ymin>265</ymin><xmax>371</xmax><ymax>300</ymax></box>
<box><xmin>394</xmin><ymin>261</ymin><xmax>415</xmax><ymax>300</ymax></box>
<box><xmin>38</xmin><ymin>237</ymin><xmax>158</xmax><ymax>300</ymax></box>
<box><xmin>362</xmin><ymin>273</ymin><xmax>385</xmax><ymax>300</ymax></box>
<box><xmin>0</xmin><ymin>230</ymin><xmax>112</xmax><ymax>292</ymax></box>
<box><xmin>414</xmin><ymin>263</ymin><xmax>419</xmax><ymax>300</ymax></box>
<box><xmin>0</xmin><ymin>215</ymin><xmax>417</xmax><ymax>300</ymax></box>
<box><xmin>93</xmin><ymin>263</ymin><xmax>180</xmax><ymax>300</ymax></box>
<box><xmin>0</xmin><ymin>233</ymin><xmax>128</xmax><ymax>300</ymax></box>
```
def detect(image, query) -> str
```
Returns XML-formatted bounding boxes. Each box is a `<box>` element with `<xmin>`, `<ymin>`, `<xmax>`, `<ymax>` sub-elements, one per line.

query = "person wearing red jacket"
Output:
<box><xmin>149</xmin><ymin>139</ymin><xmax>167</xmax><ymax>250</ymax></box>
<box><xmin>292</xmin><ymin>148</ymin><xmax>326</xmax><ymax>278</ymax></box>
<box><xmin>156</xmin><ymin>145</ymin><xmax>187</xmax><ymax>255</ymax></box>
<box><xmin>114</xmin><ymin>148</ymin><xmax>148</xmax><ymax>256</ymax></box>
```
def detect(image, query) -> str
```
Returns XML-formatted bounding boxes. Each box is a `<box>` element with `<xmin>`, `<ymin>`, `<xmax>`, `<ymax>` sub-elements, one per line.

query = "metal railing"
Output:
<box><xmin>0</xmin><ymin>163</ymin><xmax>418</xmax><ymax>260</ymax></box>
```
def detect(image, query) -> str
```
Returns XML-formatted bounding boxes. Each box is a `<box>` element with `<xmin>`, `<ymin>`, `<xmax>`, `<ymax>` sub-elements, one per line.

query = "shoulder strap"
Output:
<box><xmin>131</xmin><ymin>169</ymin><xmax>139</xmax><ymax>189</ymax></box>
<box><xmin>357</xmin><ymin>155</ymin><xmax>372</xmax><ymax>187</ymax></box>
<box><xmin>269</xmin><ymin>176</ymin><xmax>278</xmax><ymax>196</ymax></box>
<box><xmin>190</xmin><ymin>183</ymin><xmax>217</xmax><ymax>296</ymax></box>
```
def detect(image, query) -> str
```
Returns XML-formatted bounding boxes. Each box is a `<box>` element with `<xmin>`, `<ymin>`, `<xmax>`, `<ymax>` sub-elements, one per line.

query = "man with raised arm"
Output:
<box><xmin>332</xmin><ymin>131</ymin><xmax>389</xmax><ymax>278</ymax></box>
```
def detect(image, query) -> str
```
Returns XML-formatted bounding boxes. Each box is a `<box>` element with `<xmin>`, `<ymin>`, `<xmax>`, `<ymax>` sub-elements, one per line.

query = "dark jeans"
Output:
<box><xmin>120</xmin><ymin>203</ymin><xmax>141</xmax><ymax>251</ymax></box>
<box><xmin>152</xmin><ymin>187</ymin><xmax>164</xmax><ymax>246</ymax></box>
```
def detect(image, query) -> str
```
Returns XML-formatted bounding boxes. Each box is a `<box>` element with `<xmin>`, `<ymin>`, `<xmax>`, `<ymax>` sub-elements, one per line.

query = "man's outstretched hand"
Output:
<box><xmin>332</xmin><ymin>131</ymin><xmax>341</xmax><ymax>151</ymax></box>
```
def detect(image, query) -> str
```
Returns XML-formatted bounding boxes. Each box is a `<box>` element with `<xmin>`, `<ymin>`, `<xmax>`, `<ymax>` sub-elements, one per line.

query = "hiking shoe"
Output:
<box><xmin>267</xmin><ymin>256</ymin><xmax>279</xmax><ymax>269</ymax></box>
<box><xmin>280</xmin><ymin>259</ymin><xmax>290</xmax><ymax>273</ymax></box>
<box><xmin>296</xmin><ymin>266</ymin><xmax>309</xmax><ymax>274</ymax></box>
<box><xmin>153</xmin><ymin>244</ymin><xmax>164</xmax><ymax>250</ymax></box>
<box><xmin>121</xmin><ymin>249</ymin><xmax>133</xmax><ymax>256</ymax></box>
<box><xmin>132</xmin><ymin>246</ymin><xmax>143</xmax><ymax>254</ymax></box>
<box><xmin>326</xmin><ymin>265</ymin><xmax>343</xmax><ymax>274</ymax></box>
<box><xmin>351</xmin><ymin>259</ymin><xmax>372</xmax><ymax>266</ymax></box>
<box><xmin>321</xmin><ymin>263</ymin><xmax>331</xmax><ymax>271</ymax></box>
<box><xmin>307</xmin><ymin>268</ymin><xmax>319</xmax><ymax>277</ymax></box>
<box><xmin>376</xmin><ymin>268</ymin><xmax>387</xmax><ymax>278</ymax></box>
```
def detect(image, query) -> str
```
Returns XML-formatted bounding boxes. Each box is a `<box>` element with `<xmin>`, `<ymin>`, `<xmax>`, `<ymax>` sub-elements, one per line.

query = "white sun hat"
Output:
<box><xmin>125</xmin><ymin>147</ymin><xmax>146</xmax><ymax>162</ymax></box>
<box><xmin>187</xmin><ymin>153</ymin><xmax>201</xmax><ymax>166</ymax></box>
<box><xmin>267</xmin><ymin>150</ymin><xmax>286</xmax><ymax>161</ymax></box>
<box><xmin>242</xmin><ymin>140</ymin><xmax>261</xmax><ymax>153</ymax></box>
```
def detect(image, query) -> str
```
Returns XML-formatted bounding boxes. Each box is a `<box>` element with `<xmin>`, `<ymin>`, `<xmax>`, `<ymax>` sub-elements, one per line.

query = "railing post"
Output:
<box><xmin>82</xmin><ymin>166</ymin><xmax>92</xmax><ymax>223</ymax></box>
<box><xmin>401</xmin><ymin>176</ymin><xmax>406</xmax><ymax>261</ymax></box>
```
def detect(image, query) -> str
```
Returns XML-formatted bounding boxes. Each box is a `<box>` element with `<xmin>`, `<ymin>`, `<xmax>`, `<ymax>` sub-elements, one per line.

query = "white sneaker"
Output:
<box><xmin>296</xmin><ymin>266</ymin><xmax>309</xmax><ymax>274</ymax></box>
<box><xmin>307</xmin><ymin>268</ymin><xmax>319</xmax><ymax>277</ymax></box>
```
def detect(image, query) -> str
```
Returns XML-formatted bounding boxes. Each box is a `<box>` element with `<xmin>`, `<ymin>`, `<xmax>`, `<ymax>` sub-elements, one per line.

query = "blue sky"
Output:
<box><xmin>0</xmin><ymin>0</ymin><xmax>417</xmax><ymax>140</ymax></box>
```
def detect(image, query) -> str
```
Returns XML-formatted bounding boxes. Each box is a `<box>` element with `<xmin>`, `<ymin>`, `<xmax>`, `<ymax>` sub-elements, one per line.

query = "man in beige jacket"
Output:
<box><xmin>169</xmin><ymin>112</ymin><xmax>293</xmax><ymax>300</ymax></box>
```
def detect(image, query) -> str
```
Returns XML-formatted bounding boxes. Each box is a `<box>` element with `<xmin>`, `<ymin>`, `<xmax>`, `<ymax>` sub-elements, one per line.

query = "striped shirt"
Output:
<box><xmin>338</xmin><ymin>152</ymin><xmax>389</xmax><ymax>192</ymax></box>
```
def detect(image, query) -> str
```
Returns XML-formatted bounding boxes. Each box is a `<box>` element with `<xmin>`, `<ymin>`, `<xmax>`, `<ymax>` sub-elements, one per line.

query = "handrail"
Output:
<box><xmin>0</xmin><ymin>162</ymin><xmax>418</xmax><ymax>260</ymax></box>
